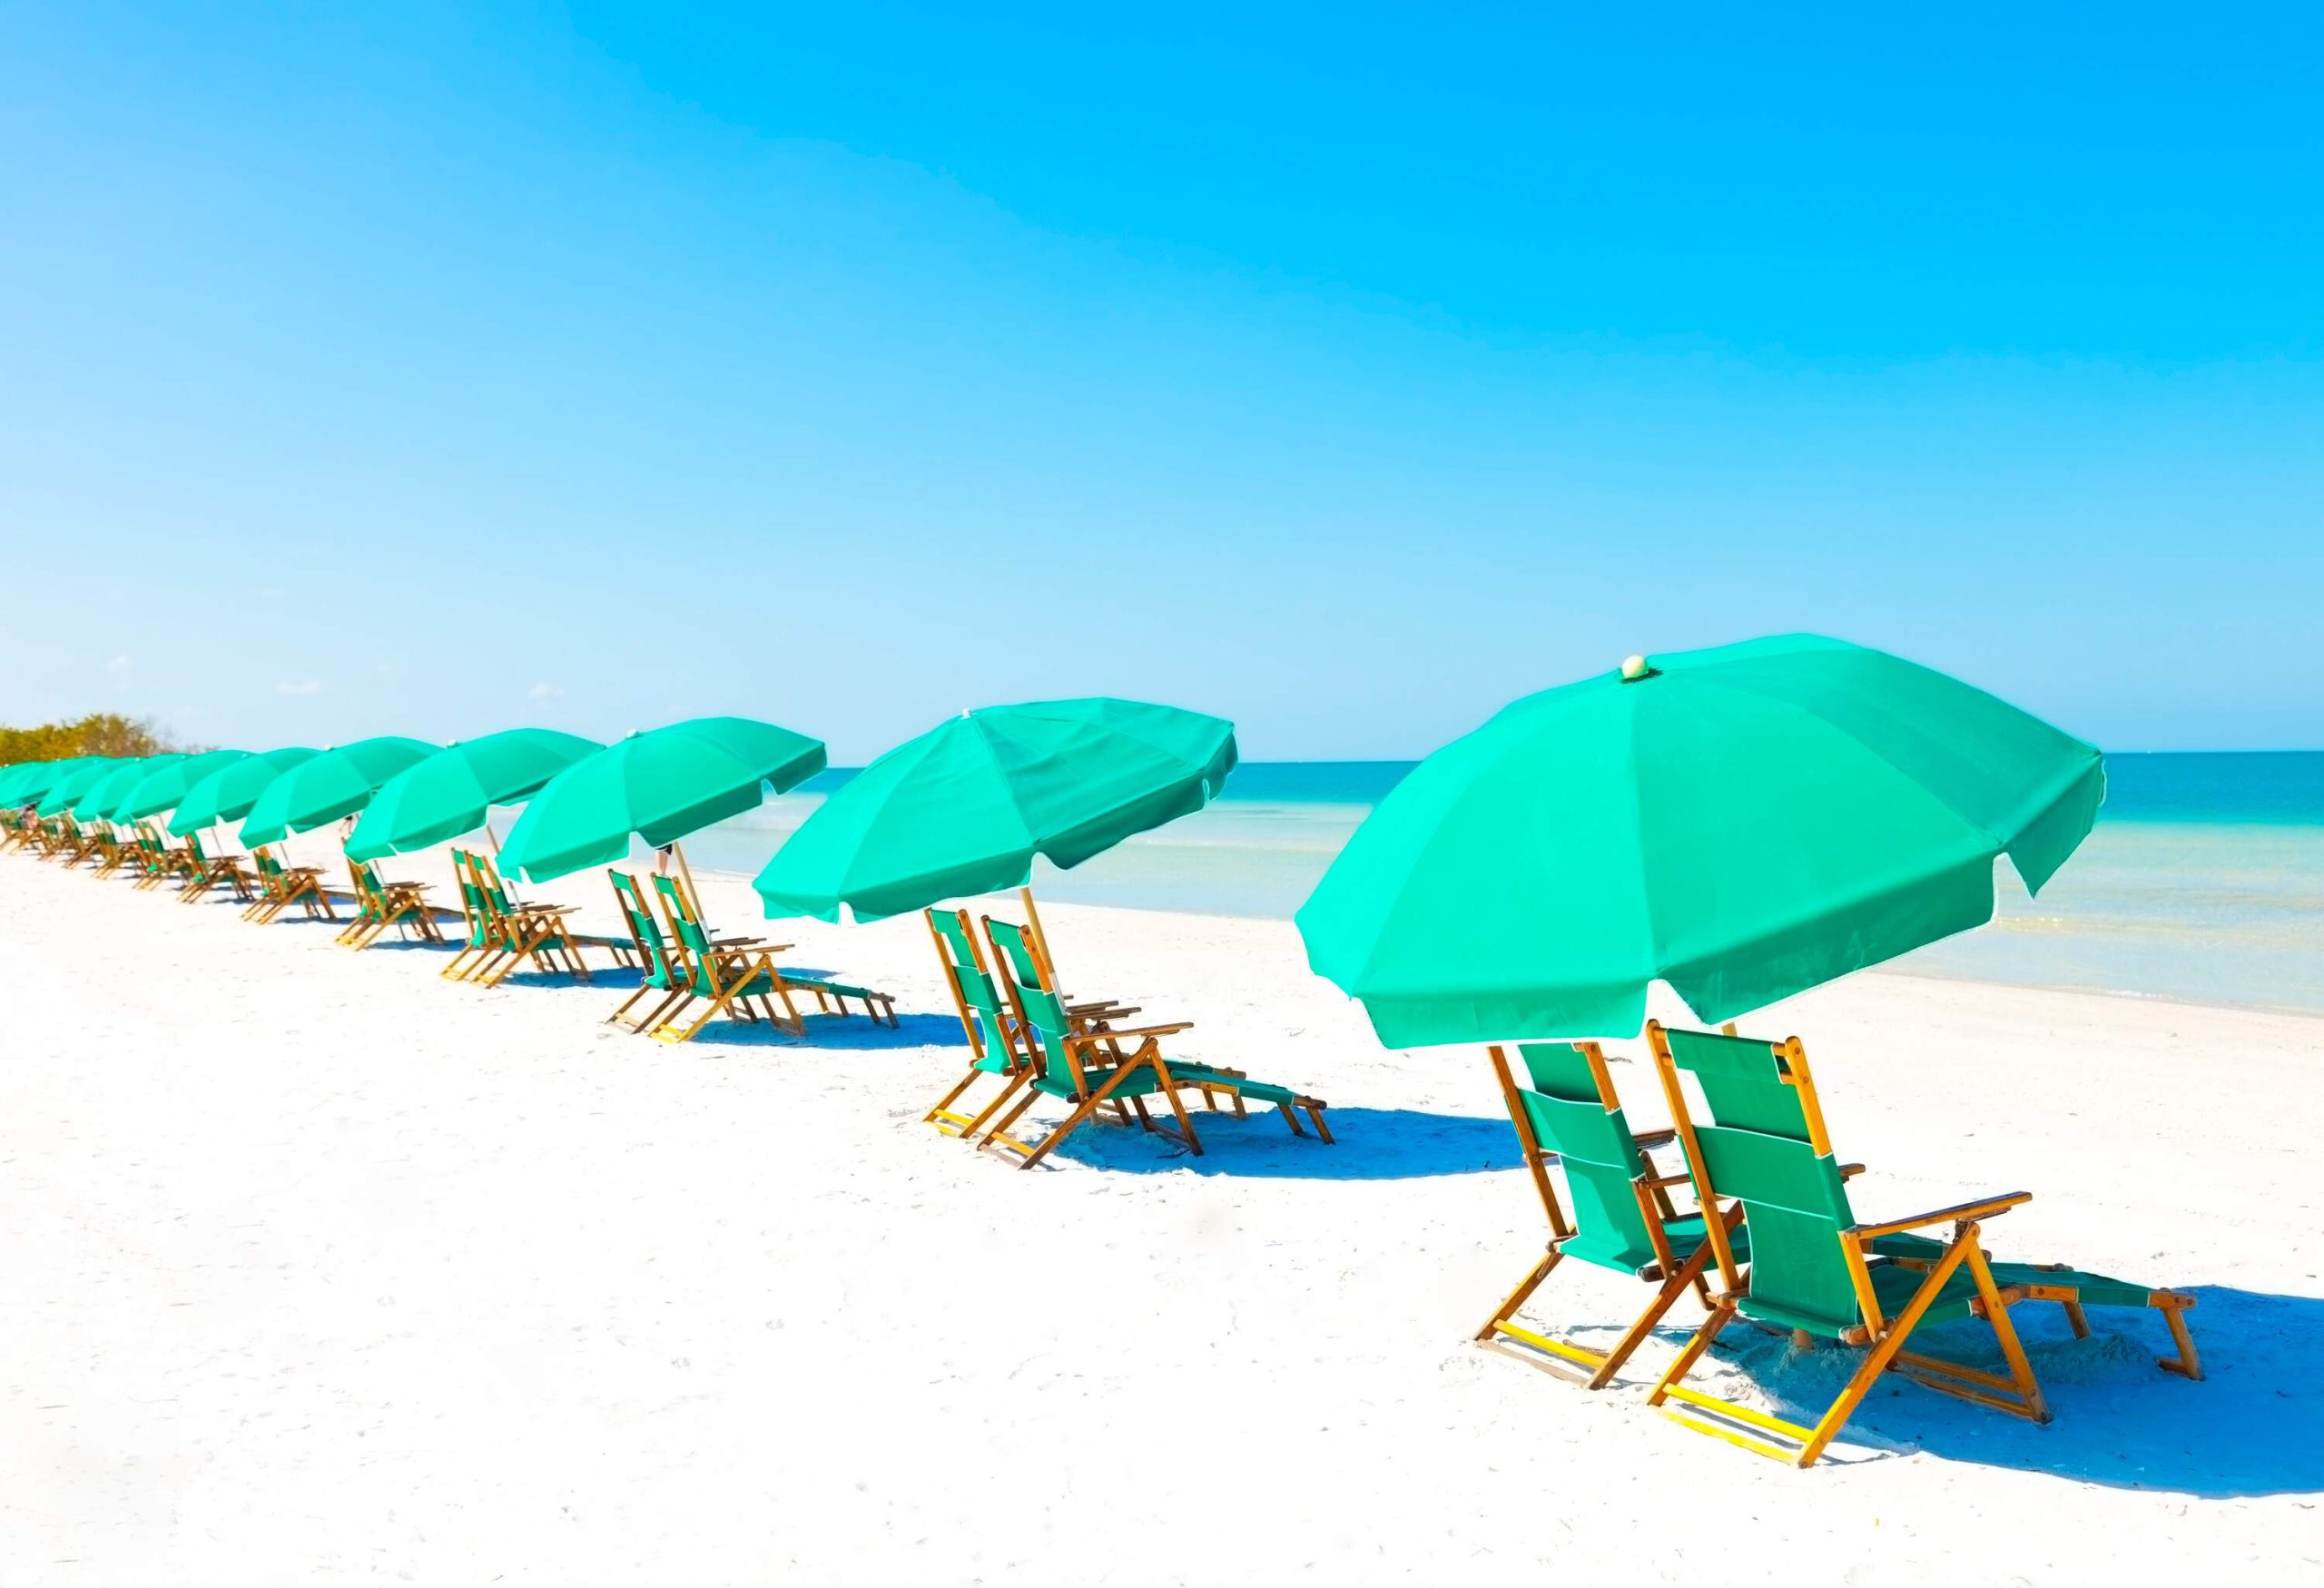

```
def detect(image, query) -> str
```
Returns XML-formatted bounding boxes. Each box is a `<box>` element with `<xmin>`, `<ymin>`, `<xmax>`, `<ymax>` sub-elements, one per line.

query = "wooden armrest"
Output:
<box><xmin>1071</xmin><ymin>1021</ymin><xmax>1193</xmax><ymax>1043</ymax></box>
<box><xmin>1838</xmin><ymin>1162</ymin><xmax>1866</xmax><ymax>1179</ymax></box>
<box><xmin>1847</xmin><ymin>1192</ymin><xmax>2030</xmax><ymax>1240</ymax></box>
<box><xmin>1632</xmin><ymin>1128</ymin><xmax>1679</xmax><ymax>1149</ymax></box>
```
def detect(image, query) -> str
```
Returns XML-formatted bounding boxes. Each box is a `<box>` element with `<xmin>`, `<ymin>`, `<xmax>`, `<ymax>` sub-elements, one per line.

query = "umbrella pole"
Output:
<box><xmin>1019</xmin><ymin>886</ymin><xmax>1059</xmax><ymax>988</ymax></box>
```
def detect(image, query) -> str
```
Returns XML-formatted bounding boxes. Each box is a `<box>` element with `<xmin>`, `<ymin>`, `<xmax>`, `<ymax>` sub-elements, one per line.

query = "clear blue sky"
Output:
<box><xmin>4</xmin><ymin>4</ymin><xmax>2319</xmax><ymax>760</ymax></box>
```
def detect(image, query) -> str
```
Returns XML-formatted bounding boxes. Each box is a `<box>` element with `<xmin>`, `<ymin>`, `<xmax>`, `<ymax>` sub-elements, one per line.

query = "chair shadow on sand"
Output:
<box><xmin>1045</xmin><ymin>1105</ymin><xmax>1521</xmax><ymax>1181</ymax></box>
<box><xmin>1562</xmin><ymin>1283</ymin><xmax>2324</xmax><ymax>1496</ymax></box>
<box><xmin>682</xmin><ymin>1009</ymin><xmax>971</xmax><ymax>1052</ymax></box>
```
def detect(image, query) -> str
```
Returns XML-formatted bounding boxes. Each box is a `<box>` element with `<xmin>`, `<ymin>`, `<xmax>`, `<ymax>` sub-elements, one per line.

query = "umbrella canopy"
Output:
<box><xmin>1296</xmin><ymin>635</ymin><xmax>2104</xmax><ymax>1047</ymax></box>
<box><xmin>114</xmin><ymin>749</ymin><xmax>255</xmax><ymax>824</ymax></box>
<box><xmin>346</xmin><ymin>729</ymin><xmax>606</xmax><ymax>860</ymax></box>
<box><xmin>754</xmin><ymin>698</ymin><xmax>1238</xmax><ymax>922</ymax></box>
<box><xmin>78</xmin><ymin>755</ymin><xmax>173</xmax><ymax>822</ymax></box>
<box><xmin>169</xmin><ymin>747</ymin><xmax>321</xmax><ymax>836</ymax></box>
<box><xmin>36</xmin><ymin>757</ymin><xmax>123</xmax><ymax>817</ymax></box>
<box><xmin>239</xmin><ymin>736</ymin><xmax>442</xmax><ymax>848</ymax></box>
<box><xmin>1</xmin><ymin>756</ymin><xmax>85</xmax><ymax>805</ymax></box>
<box><xmin>499</xmin><ymin>716</ymin><xmax>826</xmax><ymax>883</ymax></box>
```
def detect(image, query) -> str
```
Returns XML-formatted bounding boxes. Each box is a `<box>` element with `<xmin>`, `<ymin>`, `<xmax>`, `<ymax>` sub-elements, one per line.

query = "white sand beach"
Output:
<box><xmin>5</xmin><ymin>845</ymin><xmax>2320</xmax><ymax>1585</ymax></box>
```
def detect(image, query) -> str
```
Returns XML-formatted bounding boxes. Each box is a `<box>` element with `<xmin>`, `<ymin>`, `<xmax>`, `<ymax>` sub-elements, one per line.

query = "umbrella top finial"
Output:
<box><xmin>1620</xmin><ymin>655</ymin><xmax>1652</xmax><ymax>682</ymax></box>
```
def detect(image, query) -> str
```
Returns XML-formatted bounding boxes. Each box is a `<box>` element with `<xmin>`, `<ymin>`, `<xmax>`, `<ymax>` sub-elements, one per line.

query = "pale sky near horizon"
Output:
<box><xmin>4</xmin><ymin>5</ymin><xmax>2319</xmax><ymax>761</ymax></box>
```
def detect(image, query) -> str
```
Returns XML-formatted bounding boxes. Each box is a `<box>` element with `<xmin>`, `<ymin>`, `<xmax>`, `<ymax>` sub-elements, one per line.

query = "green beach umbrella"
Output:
<box><xmin>754</xmin><ymin>698</ymin><xmax>1238</xmax><ymax>922</ymax></box>
<box><xmin>346</xmin><ymin>728</ymin><xmax>606</xmax><ymax>860</ymax></box>
<box><xmin>498</xmin><ymin>716</ymin><xmax>827</xmax><ymax>883</ymax></box>
<box><xmin>37</xmin><ymin>757</ymin><xmax>123</xmax><ymax>817</ymax></box>
<box><xmin>1296</xmin><ymin>634</ymin><xmax>2104</xmax><ymax>1046</ymax></box>
<box><xmin>169</xmin><ymin>747</ymin><xmax>321</xmax><ymax>836</ymax></box>
<box><xmin>113</xmin><ymin>749</ymin><xmax>255</xmax><ymax>824</ymax></box>
<box><xmin>0</xmin><ymin>756</ymin><xmax>80</xmax><ymax>804</ymax></box>
<box><xmin>239</xmin><ymin>736</ymin><xmax>442</xmax><ymax>848</ymax></box>
<box><xmin>79</xmin><ymin>755</ymin><xmax>173</xmax><ymax>822</ymax></box>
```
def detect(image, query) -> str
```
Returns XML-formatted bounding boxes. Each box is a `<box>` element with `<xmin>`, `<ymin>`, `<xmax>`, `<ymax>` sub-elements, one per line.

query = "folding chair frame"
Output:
<box><xmin>1475</xmin><ymin>1041</ymin><xmax>1733</xmax><ymax>1389</ymax></box>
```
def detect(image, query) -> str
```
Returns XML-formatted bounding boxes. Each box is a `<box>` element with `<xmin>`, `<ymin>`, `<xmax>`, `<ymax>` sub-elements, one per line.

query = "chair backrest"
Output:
<box><xmin>1651</xmin><ymin>1023</ymin><xmax>1864</xmax><ymax>1335</ymax></box>
<box><xmin>186</xmin><ymin>830</ymin><xmax>209</xmax><ymax>863</ymax></box>
<box><xmin>926</xmin><ymin>907</ymin><xmax>1011</xmax><ymax>1058</ymax></box>
<box><xmin>611</xmin><ymin>870</ymin><xmax>681</xmax><ymax>984</ymax></box>
<box><xmin>983</xmin><ymin>914</ymin><xmax>1048</xmax><ymax>993</ymax></box>
<box><xmin>255</xmin><ymin>847</ymin><xmax>283</xmax><ymax>883</ymax></box>
<box><xmin>471</xmin><ymin>853</ymin><xmax>529</xmax><ymax>940</ymax></box>
<box><xmin>449</xmin><ymin>849</ymin><xmax>493</xmax><ymax>942</ymax></box>
<box><xmin>1504</xmin><ymin>1041</ymin><xmax>1661</xmax><ymax>1267</ymax></box>
<box><xmin>650</xmin><ymin>873</ymin><xmax>721</xmax><ymax>990</ymax></box>
<box><xmin>984</xmin><ymin>917</ymin><xmax>1082</xmax><ymax>1091</ymax></box>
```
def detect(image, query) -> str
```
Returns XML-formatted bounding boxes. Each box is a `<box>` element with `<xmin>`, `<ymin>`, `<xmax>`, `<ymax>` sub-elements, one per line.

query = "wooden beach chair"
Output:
<box><xmin>924</xmin><ymin>902</ymin><xmax>1207</xmax><ymax>1140</ymax></box>
<box><xmin>177</xmin><ymin>831</ymin><xmax>254</xmax><ymax>903</ymax></box>
<box><xmin>46</xmin><ymin>814</ymin><xmax>90</xmax><ymax>864</ymax></box>
<box><xmin>464</xmin><ymin>850</ymin><xmax>595</xmax><ymax>987</ymax></box>
<box><xmin>40</xmin><ymin>814</ymin><xmax>78</xmax><ymax>858</ymax></box>
<box><xmin>922</xmin><ymin>907</ymin><xmax>1041</xmax><ymax>1137</ymax></box>
<box><xmin>244</xmin><ymin>847</ymin><xmax>335</xmax><ymax>922</ymax></box>
<box><xmin>647</xmin><ymin>873</ymin><xmax>897</xmax><ymax>1043</ymax></box>
<box><xmin>339</xmin><ymin>857</ymin><xmax>441</xmax><ymax>950</ymax></box>
<box><xmin>1476</xmin><ymin>1041</ymin><xmax>1739</xmax><ymax>1388</ymax></box>
<box><xmin>975</xmin><ymin>918</ymin><xmax>1206</xmax><ymax>1169</ymax></box>
<box><xmin>980</xmin><ymin>916</ymin><xmax>1332</xmax><ymax>1148</ymax></box>
<box><xmin>86</xmin><ymin>822</ymin><xmax>132</xmax><ymax>876</ymax></box>
<box><xmin>130</xmin><ymin>822</ymin><xmax>194</xmax><ymax>892</ymax></box>
<box><xmin>440</xmin><ymin>849</ymin><xmax>499</xmax><ymax>980</ymax></box>
<box><xmin>604</xmin><ymin>869</ymin><xmax>696</xmax><ymax>1033</ymax></box>
<box><xmin>1643</xmin><ymin>1022</ymin><xmax>2201</xmax><ymax>1467</ymax></box>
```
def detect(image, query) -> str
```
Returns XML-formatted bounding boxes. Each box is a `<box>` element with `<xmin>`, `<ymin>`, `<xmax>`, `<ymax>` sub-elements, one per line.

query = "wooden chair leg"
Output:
<box><xmin>1648</xmin><ymin>1300</ymin><xmax>1736</xmax><ymax>1409</ymax></box>
<box><xmin>1792</xmin><ymin>1238</ymin><xmax>1981</xmax><ymax>1467</ymax></box>
<box><xmin>1587</xmin><ymin>1245</ymin><xmax>1721</xmax><ymax>1390</ymax></box>
<box><xmin>924</xmin><ymin>1068</ymin><xmax>983</xmax><ymax>1124</ymax></box>
<box><xmin>2158</xmin><ymin>1298</ymin><xmax>2204</xmax><ymax>1380</ymax></box>
<box><xmin>977</xmin><ymin>1090</ymin><xmax>1045</xmax><ymax>1159</ymax></box>
<box><xmin>1476</xmin><ymin>1248</ymin><xmax>1563</xmax><ymax>1341</ymax></box>
<box><xmin>1150</xmin><ymin>1063</ymin><xmax>1204</xmax><ymax>1156</ymax></box>
<box><xmin>956</xmin><ymin>1071</ymin><xmax>1030</xmax><ymax>1143</ymax></box>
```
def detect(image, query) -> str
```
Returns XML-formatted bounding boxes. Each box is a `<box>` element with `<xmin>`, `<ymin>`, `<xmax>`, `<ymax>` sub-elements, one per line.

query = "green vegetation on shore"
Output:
<box><xmin>0</xmin><ymin>713</ymin><xmax>182</xmax><ymax>764</ymax></box>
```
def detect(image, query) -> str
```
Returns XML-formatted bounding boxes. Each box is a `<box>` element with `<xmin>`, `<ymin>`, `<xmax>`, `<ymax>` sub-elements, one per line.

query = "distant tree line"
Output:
<box><xmin>0</xmin><ymin>713</ymin><xmax>185</xmax><ymax>764</ymax></box>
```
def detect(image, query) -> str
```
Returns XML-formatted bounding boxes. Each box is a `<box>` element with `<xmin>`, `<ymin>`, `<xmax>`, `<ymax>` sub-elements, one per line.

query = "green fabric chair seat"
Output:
<box><xmin>1984</xmin><ymin>1262</ymin><xmax>2152</xmax><ymax>1310</ymax></box>
<box><xmin>1561</xmin><ymin>1211</ymin><xmax>1753</xmax><ymax>1281</ymax></box>
<box><xmin>784</xmin><ymin>973</ymin><xmax>885</xmax><ymax>1005</ymax></box>
<box><xmin>1030</xmin><ymin>1064</ymin><xmax>1167</xmax><ymax>1102</ymax></box>
<box><xmin>1167</xmin><ymin>1062</ymin><xmax>1321</xmax><ymax>1111</ymax></box>
<box><xmin>1738</xmin><ymin>1261</ymin><xmax>1985</xmax><ymax>1339</ymax></box>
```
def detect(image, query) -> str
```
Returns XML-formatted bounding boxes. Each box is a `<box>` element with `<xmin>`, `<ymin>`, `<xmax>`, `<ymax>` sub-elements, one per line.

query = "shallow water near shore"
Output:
<box><xmin>683</xmin><ymin>750</ymin><xmax>2324</xmax><ymax>1016</ymax></box>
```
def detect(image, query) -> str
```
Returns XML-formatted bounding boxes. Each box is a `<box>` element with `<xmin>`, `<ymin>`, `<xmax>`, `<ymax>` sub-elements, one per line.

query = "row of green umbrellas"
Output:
<box><xmin>2</xmin><ymin>635</ymin><xmax>2102</xmax><ymax>1046</ymax></box>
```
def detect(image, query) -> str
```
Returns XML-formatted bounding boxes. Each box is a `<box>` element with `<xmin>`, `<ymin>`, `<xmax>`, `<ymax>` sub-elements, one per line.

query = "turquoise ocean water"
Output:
<box><xmin>686</xmin><ymin>752</ymin><xmax>2324</xmax><ymax>1017</ymax></box>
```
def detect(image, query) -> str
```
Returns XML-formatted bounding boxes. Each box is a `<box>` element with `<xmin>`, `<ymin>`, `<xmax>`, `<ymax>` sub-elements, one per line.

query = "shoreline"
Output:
<box><xmin>688</xmin><ymin>858</ymin><xmax>2324</xmax><ymax>1028</ymax></box>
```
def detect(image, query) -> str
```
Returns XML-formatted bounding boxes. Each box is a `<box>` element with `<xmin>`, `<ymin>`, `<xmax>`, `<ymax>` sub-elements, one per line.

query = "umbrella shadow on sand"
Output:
<box><xmin>1589</xmin><ymin>1284</ymin><xmax>2324</xmax><ymax>1496</ymax></box>
<box><xmin>1040</xmin><ymin>1105</ymin><xmax>1521</xmax><ymax>1181</ymax></box>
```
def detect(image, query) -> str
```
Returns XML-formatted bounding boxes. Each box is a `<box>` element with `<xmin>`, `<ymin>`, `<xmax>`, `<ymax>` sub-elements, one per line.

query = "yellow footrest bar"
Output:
<box><xmin>1488</xmin><ymin>1321</ymin><xmax>1607</xmax><ymax>1367</ymax></box>
<box><xmin>1661</xmin><ymin>1384</ymin><xmax>1815</xmax><ymax>1444</ymax></box>
<box><xmin>1658</xmin><ymin>1406</ymin><xmax>1800</xmax><ymax>1464</ymax></box>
